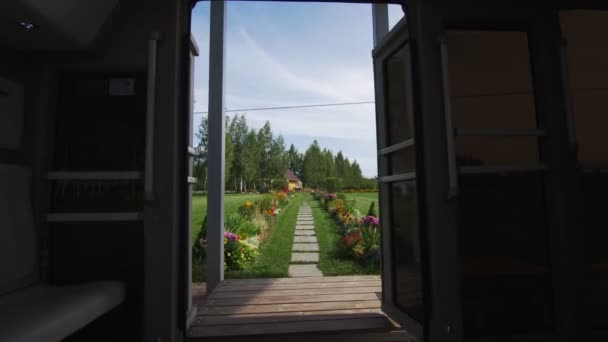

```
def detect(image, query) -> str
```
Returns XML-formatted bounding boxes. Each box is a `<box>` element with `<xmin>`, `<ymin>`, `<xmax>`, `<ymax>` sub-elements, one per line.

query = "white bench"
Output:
<box><xmin>0</xmin><ymin>164</ymin><xmax>125</xmax><ymax>342</ymax></box>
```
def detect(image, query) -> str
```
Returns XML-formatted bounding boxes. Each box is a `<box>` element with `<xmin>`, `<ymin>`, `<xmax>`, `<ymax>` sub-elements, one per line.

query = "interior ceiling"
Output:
<box><xmin>0</xmin><ymin>0</ymin><xmax>119</xmax><ymax>51</ymax></box>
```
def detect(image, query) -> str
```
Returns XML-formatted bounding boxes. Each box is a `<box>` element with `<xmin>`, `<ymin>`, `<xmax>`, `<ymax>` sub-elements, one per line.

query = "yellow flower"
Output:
<box><xmin>245</xmin><ymin>201</ymin><xmax>252</xmax><ymax>207</ymax></box>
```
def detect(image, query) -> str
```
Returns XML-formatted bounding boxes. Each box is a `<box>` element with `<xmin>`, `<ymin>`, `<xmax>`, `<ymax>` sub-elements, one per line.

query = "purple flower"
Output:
<box><xmin>362</xmin><ymin>216</ymin><xmax>380</xmax><ymax>226</ymax></box>
<box><xmin>224</xmin><ymin>232</ymin><xmax>238</xmax><ymax>241</ymax></box>
<box><xmin>325</xmin><ymin>193</ymin><xmax>337</xmax><ymax>200</ymax></box>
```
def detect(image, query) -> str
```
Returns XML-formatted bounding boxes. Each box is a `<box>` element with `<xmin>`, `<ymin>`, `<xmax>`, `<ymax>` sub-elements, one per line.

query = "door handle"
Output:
<box><xmin>439</xmin><ymin>36</ymin><xmax>459</xmax><ymax>198</ymax></box>
<box><xmin>560</xmin><ymin>38</ymin><xmax>577</xmax><ymax>149</ymax></box>
<box><xmin>145</xmin><ymin>32</ymin><xmax>161</xmax><ymax>201</ymax></box>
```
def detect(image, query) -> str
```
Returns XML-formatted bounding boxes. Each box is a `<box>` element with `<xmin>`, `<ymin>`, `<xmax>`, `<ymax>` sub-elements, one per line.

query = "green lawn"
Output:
<box><xmin>308</xmin><ymin>195</ymin><xmax>380</xmax><ymax>276</ymax></box>
<box><xmin>191</xmin><ymin>193</ymin><xmax>266</xmax><ymax>240</ymax></box>
<box><xmin>192</xmin><ymin>193</ymin><xmax>303</xmax><ymax>281</ymax></box>
<box><xmin>344</xmin><ymin>192</ymin><xmax>379</xmax><ymax>214</ymax></box>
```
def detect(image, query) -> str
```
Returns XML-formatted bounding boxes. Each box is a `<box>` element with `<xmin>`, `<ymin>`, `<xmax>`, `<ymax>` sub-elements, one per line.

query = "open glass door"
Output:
<box><xmin>373</xmin><ymin>19</ymin><xmax>429</xmax><ymax>341</ymax></box>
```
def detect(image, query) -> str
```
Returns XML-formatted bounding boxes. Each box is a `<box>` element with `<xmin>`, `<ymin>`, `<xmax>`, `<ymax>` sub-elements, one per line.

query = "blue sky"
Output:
<box><xmin>191</xmin><ymin>2</ymin><xmax>403</xmax><ymax>177</ymax></box>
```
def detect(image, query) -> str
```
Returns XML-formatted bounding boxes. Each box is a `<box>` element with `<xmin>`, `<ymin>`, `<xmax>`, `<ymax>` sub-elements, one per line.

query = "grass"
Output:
<box><xmin>308</xmin><ymin>195</ymin><xmax>380</xmax><ymax>276</ymax></box>
<box><xmin>192</xmin><ymin>193</ymin><xmax>303</xmax><ymax>281</ymax></box>
<box><xmin>344</xmin><ymin>192</ymin><xmax>379</xmax><ymax>215</ymax></box>
<box><xmin>191</xmin><ymin>193</ymin><xmax>266</xmax><ymax>240</ymax></box>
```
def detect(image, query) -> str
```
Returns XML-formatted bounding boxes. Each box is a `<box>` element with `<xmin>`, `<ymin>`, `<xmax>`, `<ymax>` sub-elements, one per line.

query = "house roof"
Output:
<box><xmin>285</xmin><ymin>170</ymin><xmax>301</xmax><ymax>182</ymax></box>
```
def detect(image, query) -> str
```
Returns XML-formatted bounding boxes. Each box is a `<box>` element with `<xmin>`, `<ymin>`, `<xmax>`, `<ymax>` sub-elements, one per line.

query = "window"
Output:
<box><xmin>380</xmin><ymin>42</ymin><xmax>425</xmax><ymax>321</ymax></box>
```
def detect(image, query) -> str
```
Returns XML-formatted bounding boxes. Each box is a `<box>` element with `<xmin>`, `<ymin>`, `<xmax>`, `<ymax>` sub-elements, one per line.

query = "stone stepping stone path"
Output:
<box><xmin>288</xmin><ymin>203</ymin><xmax>323</xmax><ymax>277</ymax></box>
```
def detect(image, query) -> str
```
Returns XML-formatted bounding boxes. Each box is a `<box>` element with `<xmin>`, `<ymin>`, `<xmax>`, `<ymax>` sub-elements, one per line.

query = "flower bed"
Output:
<box><xmin>193</xmin><ymin>191</ymin><xmax>291</xmax><ymax>271</ymax></box>
<box><xmin>312</xmin><ymin>191</ymin><xmax>380</xmax><ymax>266</ymax></box>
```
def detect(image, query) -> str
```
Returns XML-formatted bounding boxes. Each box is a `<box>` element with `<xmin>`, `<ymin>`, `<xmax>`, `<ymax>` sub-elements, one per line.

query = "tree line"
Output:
<box><xmin>194</xmin><ymin>114</ymin><xmax>377</xmax><ymax>192</ymax></box>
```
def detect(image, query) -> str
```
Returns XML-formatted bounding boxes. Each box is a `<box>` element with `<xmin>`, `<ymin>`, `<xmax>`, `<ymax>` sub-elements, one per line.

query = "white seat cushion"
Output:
<box><xmin>0</xmin><ymin>281</ymin><xmax>125</xmax><ymax>342</ymax></box>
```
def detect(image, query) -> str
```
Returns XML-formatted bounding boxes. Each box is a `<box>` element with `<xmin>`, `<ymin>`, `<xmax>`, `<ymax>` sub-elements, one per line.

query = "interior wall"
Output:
<box><xmin>0</xmin><ymin>51</ymin><xmax>36</xmax><ymax>165</ymax></box>
<box><xmin>0</xmin><ymin>49</ymin><xmax>53</xmax><ymax>292</ymax></box>
<box><xmin>447</xmin><ymin>30</ymin><xmax>538</xmax><ymax>166</ymax></box>
<box><xmin>13</xmin><ymin>0</ymin><xmax>192</xmax><ymax>340</ymax></box>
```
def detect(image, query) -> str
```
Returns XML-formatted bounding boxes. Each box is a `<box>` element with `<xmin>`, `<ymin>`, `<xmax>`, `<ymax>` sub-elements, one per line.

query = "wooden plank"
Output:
<box><xmin>215</xmin><ymin>281</ymin><xmax>380</xmax><ymax>292</ymax></box>
<box><xmin>189</xmin><ymin>330</ymin><xmax>416</xmax><ymax>342</ymax></box>
<box><xmin>204</xmin><ymin>293</ymin><xmax>381</xmax><ymax>307</ymax></box>
<box><xmin>197</xmin><ymin>300</ymin><xmax>381</xmax><ymax>315</ymax></box>
<box><xmin>47</xmin><ymin>171</ymin><xmax>143</xmax><ymax>180</ymax></box>
<box><xmin>220</xmin><ymin>275</ymin><xmax>380</xmax><ymax>285</ymax></box>
<box><xmin>193</xmin><ymin>309</ymin><xmax>386</xmax><ymax>326</ymax></box>
<box><xmin>208</xmin><ymin>286</ymin><xmax>382</xmax><ymax>299</ymax></box>
<box><xmin>46</xmin><ymin>212</ymin><xmax>143</xmax><ymax>222</ymax></box>
<box><xmin>189</xmin><ymin>317</ymin><xmax>391</xmax><ymax>337</ymax></box>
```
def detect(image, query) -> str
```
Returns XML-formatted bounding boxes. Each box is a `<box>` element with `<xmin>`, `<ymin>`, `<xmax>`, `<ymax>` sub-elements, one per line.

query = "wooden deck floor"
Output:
<box><xmin>188</xmin><ymin>275</ymin><xmax>403</xmax><ymax>339</ymax></box>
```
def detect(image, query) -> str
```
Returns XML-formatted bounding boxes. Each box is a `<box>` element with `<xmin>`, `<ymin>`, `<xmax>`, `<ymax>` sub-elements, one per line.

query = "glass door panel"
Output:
<box><xmin>445</xmin><ymin>29</ymin><xmax>555</xmax><ymax>338</ymax></box>
<box><xmin>373</xmin><ymin>19</ymin><xmax>428</xmax><ymax>340</ymax></box>
<box><xmin>381</xmin><ymin>148</ymin><xmax>416</xmax><ymax>176</ymax></box>
<box><xmin>384</xmin><ymin>41</ymin><xmax>415</xmax><ymax>146</ymax></box>
<box><xmin>389</xmin><ymin>181</ymin><xmax>424</xmax><ymax>321</ymax></box>
<box><xmin>380</xmin><ymin>40</ymin><xmax>424</xmax><ymax>322</ymax></box>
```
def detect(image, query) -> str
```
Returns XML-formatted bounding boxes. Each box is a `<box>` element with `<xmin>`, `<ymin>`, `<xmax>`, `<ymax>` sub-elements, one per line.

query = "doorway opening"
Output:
<box><xmin>185</xmin><ymin>0</ymin><xmax>410</xmax><ymax>339</ymax></box>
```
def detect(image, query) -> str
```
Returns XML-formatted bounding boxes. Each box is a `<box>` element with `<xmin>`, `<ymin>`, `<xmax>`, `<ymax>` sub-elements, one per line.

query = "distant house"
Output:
<box><xmin>285</xmin><ymin>170</ymin><xmax>302</xmax><ymax>191</ymax></box>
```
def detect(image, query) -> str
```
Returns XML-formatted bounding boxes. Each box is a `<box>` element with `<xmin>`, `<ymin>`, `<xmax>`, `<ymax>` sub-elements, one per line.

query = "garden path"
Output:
<box><xmin>288</xmin><ymin>203</ymin><xmax>323</xmax><ymax>277</ymax></box>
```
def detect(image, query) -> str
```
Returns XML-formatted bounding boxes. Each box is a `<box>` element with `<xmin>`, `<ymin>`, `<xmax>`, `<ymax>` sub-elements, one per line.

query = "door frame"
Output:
<box><xmin>176</xmin><ymin>1</ymin><xmax>608</xmax><ymax>341</ymax></box>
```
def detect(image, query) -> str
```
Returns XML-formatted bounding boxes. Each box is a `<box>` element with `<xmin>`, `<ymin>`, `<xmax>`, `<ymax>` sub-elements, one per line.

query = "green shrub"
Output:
<box><xmin>361</xmin><ymin>226</ymin><xmax>380</xmax><ymax>253</ymax></box>
<box><xmin>225</xmin><ymin>213</ymin><xmax>246</xmax><ymax>233</ymax></box>
<box><xmin>325</xmin><ymin>177</ymin><xmax>342</xmax><ymax>193</ymax></box>
<box><xmin>225</xmin><ymin>213</ymin><xmax>260</xmax><ymax>238</ymax></box>
<box><xmin>258</xmin><ymin>181</ymin><xmax>269</xmax><ymax>194</ymax></box>
<box><xmin>273</xmin><ymin>191</ymin><xmax>289</xmax><ymax>208</ymax></box>
<box><xmin>274</xmin><ymin>179</ymin><xmax>289</xmax><ymax>191</ymax></box>
<box><xmin>336</xmin><ymin>193</ymin><xmax>347</xmax><ymax>200</ymax></box>
<box><xmin>192</xmin><ymin>216</ymin><xmax>207</xmax><ymax>264</ymax></box>
<box><xmin>344</xmin><ymin>199</ymin><xmax>357</xmax><ymax>213</ymax></box>
<box><xmin>238</xmin><ymin>201</ymin><xmax>257</xmax><ymax>219</ymax></box>
<box><xmin>238</xmin><ymin>220</ymin><xmax>260</xmax><ymax>238</ymax></box>
<box><xmin>327</xmin><ymin>199</ymin><xmax>344</xmax><ymax>210</ymax></box>
<box><xmin>224</xmin><ymin>237</ymin><xmax>257</xmax><ymax>271</ymax></box>
<box><xmin>251</xmin><ymin>214</ymin><xmax>270</xmax><ymax>233</ymax></box>
<box><xmin>367</xmin><ymin>201</ymin><xmax>378</xmax><ymax>217</ymax></box>
<box><xmin>256</xmin><ymin>195</ymin><xmax>274</xmax><ymax>213</ymax></box>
